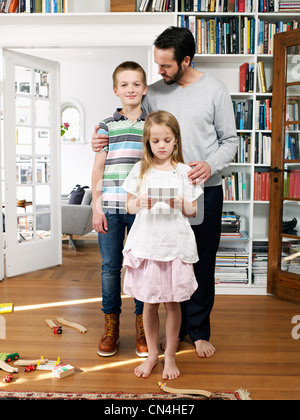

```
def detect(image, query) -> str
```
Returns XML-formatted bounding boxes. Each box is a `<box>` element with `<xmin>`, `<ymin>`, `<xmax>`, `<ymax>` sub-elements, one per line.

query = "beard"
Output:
<box><xmin>162</xmin><ymin>66</ymin><xmax>184</xmax><ymax>85</ymax></box>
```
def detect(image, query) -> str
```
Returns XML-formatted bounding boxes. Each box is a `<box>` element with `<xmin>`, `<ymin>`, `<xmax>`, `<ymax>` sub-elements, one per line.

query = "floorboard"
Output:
<box><xmin>0</xmin><ymin>243</ymin><xmax>299</xmax><ymax>400</ymax></box>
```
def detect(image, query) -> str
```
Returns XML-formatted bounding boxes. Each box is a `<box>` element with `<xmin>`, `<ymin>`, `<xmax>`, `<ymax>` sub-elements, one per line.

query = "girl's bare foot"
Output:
<box><xmin>134</xmin><ymin>357</ymin><xmax>158</xmax><ymax>379</ymax></box>
<box><xmin>162</xmin><ymin>356</ymin><xmax>180</xmax><ymax>380</ymax></box>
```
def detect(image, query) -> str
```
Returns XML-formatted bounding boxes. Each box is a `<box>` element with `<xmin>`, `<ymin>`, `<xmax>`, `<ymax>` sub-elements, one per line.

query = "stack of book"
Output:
<box><xmin>0</xmin><ymin>0</ymin><xmax>66</xmax><ymax>13</ymax></box>
<box><xmin>257</xmin><ymin>20</ymin><xmax>300</xmax><ymax>55</ymax></box>
<box><xmin>215</xmin><ymin>246</ymin><xmax>249</xmax><ymax>285</ymax></box>
<box><xmin>179</xmin><ymin>16</ymin><xmax>256</xmax><ymax>55</ymax></box>
<box><xmin>278</xmin><ymin>0</ymin><xmax>300</xmax><ymax>11</ymax></box>
<box><xmin>232</xmin><ymin>100</ymin><xmax>253</xmax><ymax>131</ymax></box>
<box><xmin>220</xmin><ymin>211</ymin><xmax>249</xmax><ymax>240</ymax></box>
<box><xmin>221</xmin><ymin>211</ymin><xmax>241</xmax><ymax>235</ymax></box>
<box><xmin>255</xmin><ymin>133</ymin><xmax>271</xmax><ymax>165</ymax></box>
<box><xmin>254</xmin><ymin>169</ymin><xmax>270</xmax><ymax>201</ymax></box>
<box><xmin>222</xmin><ymin>172</ymin><xmax>247</xmax><ymax>201</ymax></box>
<box><xmin>252</xmin><ymin>242</ymin><xmax>268</xmax><ymax>286</ymax></box>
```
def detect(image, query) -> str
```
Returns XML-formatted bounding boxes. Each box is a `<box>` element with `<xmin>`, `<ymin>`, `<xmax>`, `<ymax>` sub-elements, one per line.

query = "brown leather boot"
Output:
<box><xmin>135</xmin><ymin>314</ymin><xmax>148</xmax><ymax>358</ymax></box>
<box><xmin>97</xmin><ymin>314</ymin><xmax>120</xmax><ymax>357</ymax></box>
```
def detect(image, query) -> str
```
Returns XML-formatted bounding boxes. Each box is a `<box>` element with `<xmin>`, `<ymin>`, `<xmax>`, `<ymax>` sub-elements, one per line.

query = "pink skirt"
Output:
<box><xmin>123</xmin><ymin>251</ymin><xmax>198</xmax><ymax>304</ymax></box>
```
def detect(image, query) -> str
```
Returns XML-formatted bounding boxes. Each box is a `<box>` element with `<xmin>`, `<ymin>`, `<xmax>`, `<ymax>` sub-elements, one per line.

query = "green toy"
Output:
<box><xmin>0</xmin><ymin>353</ymin><xmax>20</xmax><ymax>362</ymax></box>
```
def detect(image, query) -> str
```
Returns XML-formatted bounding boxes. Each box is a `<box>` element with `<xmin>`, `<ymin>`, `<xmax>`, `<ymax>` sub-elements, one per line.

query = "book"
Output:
<box><xmin>8</xmin><ymin>0</ymin><xmax>18</xmax><ymax>12</ymax></box>
<box><xmin>0</xmin><ymin>303</ymin><xmax>13</xmax><ymax>314</ymax></box>
<box><xmin>257</xmin><ymin>61</ymin><xmax>267</xmax><ymax>93</ymax></box>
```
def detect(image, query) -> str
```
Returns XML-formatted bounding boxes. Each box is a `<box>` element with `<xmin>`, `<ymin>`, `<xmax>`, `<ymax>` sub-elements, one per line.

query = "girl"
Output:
<box><xmin>122</xmin><ymin>111</ymin><xmax>203</xmax><ymax>380</ymax></box>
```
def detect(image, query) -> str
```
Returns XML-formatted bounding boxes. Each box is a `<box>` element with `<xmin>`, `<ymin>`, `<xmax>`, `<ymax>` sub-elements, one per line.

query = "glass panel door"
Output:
<box><xmin>3</xmin><ymin>50</ymin><xmax>61</xmax><ymax>277</ymax></box>
<box><xmin>281</xmin><ymin>47</ymin><xmax>300</xmax><ymax>276</ymax></box>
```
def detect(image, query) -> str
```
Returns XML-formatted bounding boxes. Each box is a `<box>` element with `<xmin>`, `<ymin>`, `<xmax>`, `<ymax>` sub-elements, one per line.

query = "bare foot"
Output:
<box><xmin>162</xmin><ymin>356</ymin><xmax>180</xmax><ymax>380</ymax></box>
<box><xmin>134</xmin><ymin>357</ymin><xmax>158</xmax><ymax>379</ymax></box>
<box><xmin>194</xmin><ymin>340</ymin><xmax>216</xmax><ymax>358</ymax></box>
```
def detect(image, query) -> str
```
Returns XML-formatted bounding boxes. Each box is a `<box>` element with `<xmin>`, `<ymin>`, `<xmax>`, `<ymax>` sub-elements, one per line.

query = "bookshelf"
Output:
<box><xmin>0</xmin><ymin>0</ymin><xmax>299</xmax><ymax>294</ymax></box>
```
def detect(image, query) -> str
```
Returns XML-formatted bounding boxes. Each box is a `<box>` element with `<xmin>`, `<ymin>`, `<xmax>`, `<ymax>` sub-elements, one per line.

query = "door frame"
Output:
<box><xmin>268</xmin><ymin>29</ymin><xmax>300</xmax><ymax>302</ymax></box>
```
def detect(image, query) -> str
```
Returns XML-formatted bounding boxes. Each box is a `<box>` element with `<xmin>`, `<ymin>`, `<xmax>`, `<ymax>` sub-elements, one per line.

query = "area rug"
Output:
<box><xmin>0</xmin><ymin>389</ymin><xmax>251</xmax><ymax>400</ymax></box>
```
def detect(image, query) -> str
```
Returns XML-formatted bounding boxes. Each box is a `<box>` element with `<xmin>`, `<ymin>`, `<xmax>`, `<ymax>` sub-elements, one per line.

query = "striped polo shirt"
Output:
<box><xmin>99</xmin><ymin>108</ymin><xmax>146</xmax><ymax>212</ymax></box>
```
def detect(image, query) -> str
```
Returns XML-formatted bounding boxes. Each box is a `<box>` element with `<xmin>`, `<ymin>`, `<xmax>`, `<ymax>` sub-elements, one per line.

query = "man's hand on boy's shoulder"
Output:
<box><xmin>92</xmin><ymin>125</ymin><xmax>109</xmax><ymax>153</ymax></box>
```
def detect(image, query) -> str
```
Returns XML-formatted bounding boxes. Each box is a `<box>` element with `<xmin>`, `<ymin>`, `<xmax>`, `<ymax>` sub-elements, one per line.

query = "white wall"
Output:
<box><xmin>59</xmin><ymin>47</ymin><xmax>148</xmax><ymax>194</ymax></box>
<box><xmin>67</xmin><ymin>0</ymin><xmax>110</xmax><ymax>13</ymax></box>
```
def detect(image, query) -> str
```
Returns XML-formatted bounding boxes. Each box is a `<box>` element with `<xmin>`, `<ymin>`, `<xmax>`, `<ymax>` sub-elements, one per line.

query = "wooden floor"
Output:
<box><xmin>0</xmin><ymin>242</ymin><xmax>299</xmax><ymax>400</ymax></box>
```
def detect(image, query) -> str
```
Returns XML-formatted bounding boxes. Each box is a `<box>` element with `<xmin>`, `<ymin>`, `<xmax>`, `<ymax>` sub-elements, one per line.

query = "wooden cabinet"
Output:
<box><xmin>268</xmin><ymin>29</ymin><xmax>300</xmax><ymax>303</ymax></box>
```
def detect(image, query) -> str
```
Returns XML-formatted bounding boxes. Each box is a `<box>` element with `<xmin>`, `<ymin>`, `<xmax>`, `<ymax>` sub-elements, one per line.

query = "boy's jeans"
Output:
<box><xmin>98</xmin><ymin>211</ymin><xmax>143</xmax><ymax>315</ymax></box>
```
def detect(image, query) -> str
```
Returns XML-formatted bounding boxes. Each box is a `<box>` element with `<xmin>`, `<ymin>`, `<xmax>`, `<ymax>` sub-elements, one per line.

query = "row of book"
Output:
<box><xmin>258</xmin><ymin>20</ymin><xmax>300</xmax><ymax>55</ymax></box>
<box><xmin>255</xmin><ymin>99</ymin><xmax>272</xmax><ymax>131</ymax></box>
<box><xmin>222</xmin><ymin>172</ymin><xmax>248</xmax><ymax>201</ymax></box>
<box><xmin>179</xmin><ymin>16</ymin><xmax>256</xmax><ymax>55</ymax></box>
<box><xmin>0</xmin><ymin>0</ymin><xmax>66</xmax><ymax>13</ymax></box>
<box><xmin>232</xmin><ymin>100</ymin><xmax>253</xmax><ymax>131</ymax></box>
<box><xmin>254</xmin><ymin>169</ymin><xmax>270</xmax><ymax>201</ymax></box>
<box><xmin>234</xmin><ymin>134</ymin><xmax>252</xmax><ymax>164</ymax></box>
<box><xmin>284</xmin><ymin>170</ymin><xmax>300</xmax><ymax>199</ymax></box>
<box><xmin>285</xmin><ymin>134</ymin><xmax>299</xmax><ymax>161</ymax></box>
<box><xmin>255</xmin><ymin>133</ymin><xmax>271</xmax><ymax>165</ymax></box>
<box><xmin>178</xmin><ymin>0</ymin><xmax>254</xmax><ymax>12</ymax></box>
<box><xmin>138</xmin><ymin>0</ymin><xmax>176</xmax><ymax>12</ymax></box>
<box><xmin>233</xmin><ymin>133</ymin><xmax>271</xmax><ymax>164</ymax></box>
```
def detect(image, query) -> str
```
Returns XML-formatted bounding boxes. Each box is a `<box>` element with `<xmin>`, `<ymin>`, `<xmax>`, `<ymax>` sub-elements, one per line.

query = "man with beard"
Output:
<box><xmin>91</xmin><ymin>26</ymin><xmax>238</xmax><ymax>359</ymax></box>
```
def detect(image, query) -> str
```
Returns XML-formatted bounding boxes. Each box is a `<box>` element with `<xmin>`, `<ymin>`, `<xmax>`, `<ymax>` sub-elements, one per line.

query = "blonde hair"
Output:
<box><xmin>112</xmin><ymin>61</ymin><xmax>147</xmax><ymax>89</ymax></box>
<box><xmin>139</xmin><ymin>111</ymin><xmax>184</xmax><ymax>183</ymax></box>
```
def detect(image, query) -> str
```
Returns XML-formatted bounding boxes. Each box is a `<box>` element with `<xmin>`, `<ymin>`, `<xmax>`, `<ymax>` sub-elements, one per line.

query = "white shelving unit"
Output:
<box><xmin>0</xmin><ymin>0</ymin><xmax>299</xmax><ymax>294</ymax></box>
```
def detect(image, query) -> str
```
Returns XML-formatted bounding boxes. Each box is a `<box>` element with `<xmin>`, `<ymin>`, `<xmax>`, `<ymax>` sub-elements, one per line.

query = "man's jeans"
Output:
<box><xmin>98</xmin><ymin>211</ymin><xmax>143</xmax><ymax>315</ymax></box>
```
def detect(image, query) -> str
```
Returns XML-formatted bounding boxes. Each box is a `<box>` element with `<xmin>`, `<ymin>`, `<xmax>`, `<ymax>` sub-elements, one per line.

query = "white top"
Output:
<box><xmin>122</xmin><ymin>162</ymin><xmax>203</xmax><ymax>263</ymax></box>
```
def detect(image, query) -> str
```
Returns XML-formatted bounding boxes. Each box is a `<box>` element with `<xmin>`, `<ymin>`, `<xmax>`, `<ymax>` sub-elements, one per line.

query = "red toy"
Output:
<box><xmin>24</xmin><ymin>365</ymin><xmax>36</xmax><ymax>372</ymax></box>
<box><xmin>3</xmin><ymin>374</ymin><xmax>13</xmax><ymax>383</ymax></box>
<box><xmin>53</xmin><ymin>326</ymin><xmax>63</xmax><ymax>335</ymax></box>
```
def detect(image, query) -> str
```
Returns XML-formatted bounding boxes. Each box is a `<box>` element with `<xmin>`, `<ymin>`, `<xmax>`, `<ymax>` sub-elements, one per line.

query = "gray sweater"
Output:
<box><xmin>142</xmin><ymin>73</ymin><xmax>238</xmax><ymax>188</ymax></box>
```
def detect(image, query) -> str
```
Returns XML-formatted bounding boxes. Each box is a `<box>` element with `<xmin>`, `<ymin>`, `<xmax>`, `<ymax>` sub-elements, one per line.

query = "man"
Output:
<box><xmin>92</xmin><ymin>26</ymin><xmax>238</xmax><ymax>358</ymax></box>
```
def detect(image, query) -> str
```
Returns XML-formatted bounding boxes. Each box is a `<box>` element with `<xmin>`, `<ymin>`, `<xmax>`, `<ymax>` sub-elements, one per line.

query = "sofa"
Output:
<box><xmin>36</xmin><ymin>188</ymin><xmax>93</xmax><ymax>250</ymax></box>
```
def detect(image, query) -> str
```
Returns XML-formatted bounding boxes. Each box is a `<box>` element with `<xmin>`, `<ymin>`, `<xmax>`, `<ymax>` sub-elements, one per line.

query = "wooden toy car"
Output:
<box><xmin>3</xmin><ymin>374</ymin><xmax>13</xmax><ymax>383</ymax></box>
<box><xmin>5</xmin><ymin>353</ymin><xmax>20</xmax><ymax>362</ymax></box>
<box><xmin>24</xmin><ymin>365</ymin><xmax>36</xmax><ymax>372</ymax></box>
<box><xmin>53</xmin><ymin>326</ymin><xmax>63</xmax><ymax>335</ymax></box>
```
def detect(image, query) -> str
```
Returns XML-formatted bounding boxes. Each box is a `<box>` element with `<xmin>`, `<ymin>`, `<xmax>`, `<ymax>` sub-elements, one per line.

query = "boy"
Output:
<box><xmin>92</xmin><ymin>61</ymin><xmax>148</xmax><ymax>358</ymax></box>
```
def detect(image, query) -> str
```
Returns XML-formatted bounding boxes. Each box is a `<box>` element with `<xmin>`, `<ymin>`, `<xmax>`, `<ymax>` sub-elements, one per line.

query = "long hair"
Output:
<box><xmin>139</xmin><ymin>111</ymin><xmax>184</xmax><ymax>185</ymax></box>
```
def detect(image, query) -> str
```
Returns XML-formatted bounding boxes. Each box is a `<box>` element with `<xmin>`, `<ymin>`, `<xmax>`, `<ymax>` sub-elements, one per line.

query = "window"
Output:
<box><xmin>61</xmin><ymin>98</ymin><xmax>85</xmax><ymax>143</ymax></box>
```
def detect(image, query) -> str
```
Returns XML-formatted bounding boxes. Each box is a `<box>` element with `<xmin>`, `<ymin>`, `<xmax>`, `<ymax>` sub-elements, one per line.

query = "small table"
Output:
<box><xmin>2</xmin><ymin>201</ymin><xmax>33</xmax><ymax>230</ymax></box>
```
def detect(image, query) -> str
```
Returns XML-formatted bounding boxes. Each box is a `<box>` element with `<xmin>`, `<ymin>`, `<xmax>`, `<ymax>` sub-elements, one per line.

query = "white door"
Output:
<box><xmin>2</xmin><ymin>49</ymin><xmax>61</xmax><ymax>277</ymax></box>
